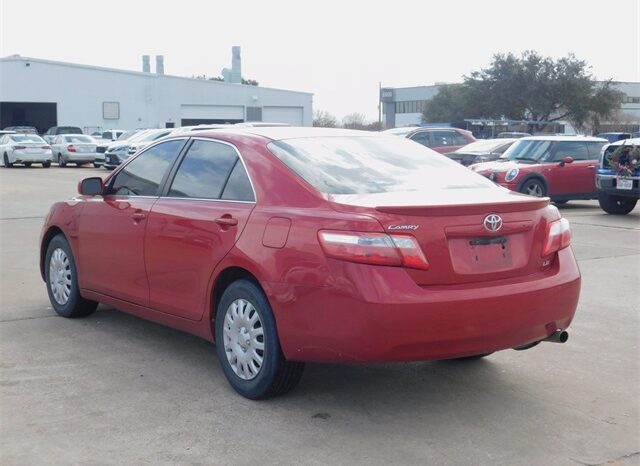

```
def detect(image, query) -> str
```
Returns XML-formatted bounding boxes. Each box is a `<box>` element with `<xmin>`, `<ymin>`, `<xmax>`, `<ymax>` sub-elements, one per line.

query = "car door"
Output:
<box><xmin>544</xmin><ymin>141</ymin><xmax>595</xmax><ymax>196</ymax></box>
<box><xmin>76</xmin><ymin>139</ymin><xmax>186</xmax><ymax>305</ymax></box>
<box><xmin>144</xmin><ymin>138</ymin><xmax>256</xmax><ymax>320</ymax></box>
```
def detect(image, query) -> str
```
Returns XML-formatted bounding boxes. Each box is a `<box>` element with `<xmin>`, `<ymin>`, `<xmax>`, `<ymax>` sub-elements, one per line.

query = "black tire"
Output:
<box><xmin>553</xmin><ymin>200</ymin><xmax>568</xmax><ymax>205</ymax></box>
<box><xmin>44</xmin><ymin>234</ymin><xmax>98</xmax><ymax>318</ymax></box>
<box><xmin>58</xmin><ymin>153</ymin><xmax>66</xmax><ymax>167</ymax></box>
<box><xmin>598</xmin><ymin>192</ymin><xmax>637</xmax><ymax>215</ymax></box>
<box><xmin>519</xmin><ymin>178</ymin><xmax>546</xmax><ymax>197</ymax></box>
<box><xmin>3</xmin><ymin>153</ymin><xmax>13</xmax><ymax>168</ymax></box>
<box><xmin>42</xmin><ymin>161</ymin><xmax>51</xmax><ymax>168</ymax></box>
<box><xmin>24</xmin><ymin>162</ymin><xmax>32</xmax><ymax>168</ymax></box>
<box><xmin>215</xmin><ymin>279</ymin><xmax>304</xmax><ymax>399</ymax></box>
<box><xmin>93</xmin><ymin>162</ymin><xmax>101</xmax><ymax>168</ymax></box>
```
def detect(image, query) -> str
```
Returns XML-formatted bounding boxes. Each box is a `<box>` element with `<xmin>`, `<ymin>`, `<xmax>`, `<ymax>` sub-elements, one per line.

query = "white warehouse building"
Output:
<box><xmin>0</xmin><ymin>51</ymin><xmax>313</xmax><ymax>133</ymax></box>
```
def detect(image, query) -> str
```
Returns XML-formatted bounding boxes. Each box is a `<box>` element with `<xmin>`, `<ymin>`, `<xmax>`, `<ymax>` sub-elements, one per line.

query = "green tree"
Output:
<box><xmin>422</xmin><ymin>51</ymin><xmax>624</xmax><ymax>132</ymax></box>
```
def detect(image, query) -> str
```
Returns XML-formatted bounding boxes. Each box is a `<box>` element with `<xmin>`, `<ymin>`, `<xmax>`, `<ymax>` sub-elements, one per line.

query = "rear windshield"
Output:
<box><xmin>58</xmin><ymin>127</ymin><xmax>83</xmax><ymax>134</ymax></box>
<box><xmin>10</xmin><ymin>134</ymin><xmax>45</xmax><ymax>143</ymax></box>
<box><xmin>64</xmin><ymin>135</ymin><xmax>94</xmax><ymax>143</ymax></box>
<box><xmin>267</xmin><ymin>136</ymin><xmax>495</xmax><ymax>195</ymax></box>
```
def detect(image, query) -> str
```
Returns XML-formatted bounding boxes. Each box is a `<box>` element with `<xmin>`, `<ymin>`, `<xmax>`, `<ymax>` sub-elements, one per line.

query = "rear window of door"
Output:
<box><xmin>430</xmin><ymin>130</ymin><xmax>457</xmax><ymax>147</ymax></box>
<box><xmin>167</xmin><ymin>140</ymin><xmax>255</xmax><ymax>201</ymax></box>
<box><xmin>452</xmin><ymin>132</ymin><xmax>469</xmax><ymax>146</ymax></box>
<box><xmin>109</xmin><ymin>139</ymin><xmax>185</xmax><ymax>196</ymax></box>
<box><xmin>549</xmin><ymin>141</ymin><xmax>590</xmax><ymax>161</ymax></box>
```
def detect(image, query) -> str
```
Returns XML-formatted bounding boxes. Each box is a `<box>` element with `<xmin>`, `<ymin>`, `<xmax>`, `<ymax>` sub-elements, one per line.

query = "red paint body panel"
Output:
<box><xmin>40</xmin><ymin>128</ymin><xmax>582</xmax><ymax>363</ymax></box>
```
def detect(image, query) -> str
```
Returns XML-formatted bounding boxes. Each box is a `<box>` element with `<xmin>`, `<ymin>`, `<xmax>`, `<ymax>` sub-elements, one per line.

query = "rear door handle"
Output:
<box><xmin>215</xmin><ymin>216</ymin><xmax>238</xmax><ymax>227</ymax></box>
<box><xmin>131</xmin><ymin>212</ymin><xmax>146</xmax><ymax>221</ymax></box>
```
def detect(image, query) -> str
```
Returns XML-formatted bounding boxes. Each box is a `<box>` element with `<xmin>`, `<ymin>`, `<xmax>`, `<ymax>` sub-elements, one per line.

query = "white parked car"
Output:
<box><xmin>95</xmin><ymin>129</ymin><xmax>143</xmax><ymax>166</ymax></box>
<box><xmin>124</xmin><ymin>129</ymin><xmax>173</xmax><ymax>156</ymax></box>
<box><xmin>50</xmin><ymin>135</ymin><xmax>99</xmax><ymax>167</ymax></box>
<box><xmin>1</xmin><ymin>133</ymin><xmax>52</xmax><ymax>168</ymax></box>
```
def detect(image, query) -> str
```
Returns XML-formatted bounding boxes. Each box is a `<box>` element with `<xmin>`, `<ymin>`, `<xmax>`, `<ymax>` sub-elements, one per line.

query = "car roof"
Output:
<box><xmin>518</xmin><ymin>135</ymin><xmax>607</xmax><ymax>142</ymax></box>
<box><xmin>608</xmin><ymin>137</ymin><xmax>640</xmax><ymax>146</ymax></box>
<box><xmin>174</xmin><ymin>126</ymin><xmax>384</xmax><ymax>141</ymax></box>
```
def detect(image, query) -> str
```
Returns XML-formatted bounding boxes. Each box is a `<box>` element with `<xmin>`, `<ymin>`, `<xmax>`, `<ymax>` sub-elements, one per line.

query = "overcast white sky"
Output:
<box><xmin>2</xmin><ymin>0</ymin><xmax>639</xmax><ymax>121</ymax></box>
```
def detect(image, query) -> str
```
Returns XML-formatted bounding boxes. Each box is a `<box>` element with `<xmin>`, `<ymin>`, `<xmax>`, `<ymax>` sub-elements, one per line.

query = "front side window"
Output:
<box><xmin>410</xmin><ymin>131</ymin><xmax>430</xmax><ymax>147</ymax></box>
<box><xmin>168</xmin><ymin>140</ymin><xmax>241</xmax><ymax>199</ymax></box>
<box><xmin>109</xmin><ymin>139</ymin><xmax>184</xmax><ymax>196</ymax></box>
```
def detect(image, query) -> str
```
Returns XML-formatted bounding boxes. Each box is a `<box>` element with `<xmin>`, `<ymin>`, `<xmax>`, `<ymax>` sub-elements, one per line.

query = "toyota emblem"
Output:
<box><xmin>484</xmin><ymin>214</ymin><xmax>503</xmax><ymax>232</ymax></box>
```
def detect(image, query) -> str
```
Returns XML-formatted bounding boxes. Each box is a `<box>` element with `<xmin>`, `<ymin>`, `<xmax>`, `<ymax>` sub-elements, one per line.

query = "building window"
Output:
<box><xmin>395</xmin><ymin>100</ymin><xmax>426</xmax><ymax>114</ymax></box>
<box><xmin>103</xmin><ymin>102</ymin><xmax>120</xmax><ymax>120</ymax></box>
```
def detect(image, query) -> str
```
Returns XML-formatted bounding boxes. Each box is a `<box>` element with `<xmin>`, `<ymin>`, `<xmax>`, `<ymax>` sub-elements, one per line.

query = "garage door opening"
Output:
<box><xmin>0</xmin><ymin>102</ymin><xmax>57</xmax><ymax>134</ymax></box>
<box><xmin>181</xmin><ymin>118</ymin><xmax>244</xmax><ymax>126</ymax></box>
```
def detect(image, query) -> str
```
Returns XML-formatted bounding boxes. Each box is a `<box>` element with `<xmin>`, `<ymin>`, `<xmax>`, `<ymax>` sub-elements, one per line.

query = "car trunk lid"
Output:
<box><xmin>328</xmin><ymin>188</ymin><xmax>553</xmax><ymax>286</ymax></box>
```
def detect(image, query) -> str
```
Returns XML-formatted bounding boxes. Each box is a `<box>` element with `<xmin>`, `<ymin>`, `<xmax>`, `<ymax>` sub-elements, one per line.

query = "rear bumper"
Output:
<box><xmin>64</xmin><ymin>153</ymin><xmax>97</xmax><ymax>162</ymax></box>
<box><xmin>596</xmin><ymin>174</ymin><xmax>640</xmax><ymax>199</ymax></box>
<box><xmin>269</xmin><ymin>247</ymin><xmax>581</xmax><ymax>363</ymax></box>
<box><xmin>12</xmin><ymin>154</ymin><xmax>52</xmax><ymax>163</ymax></box>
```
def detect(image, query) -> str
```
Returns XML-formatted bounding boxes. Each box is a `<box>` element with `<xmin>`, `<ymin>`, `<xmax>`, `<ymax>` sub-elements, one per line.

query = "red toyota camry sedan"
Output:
<box><xmin>40</xmin><ymin>127</ymin><xmax>580</xmax><ymax>399</ymax></box>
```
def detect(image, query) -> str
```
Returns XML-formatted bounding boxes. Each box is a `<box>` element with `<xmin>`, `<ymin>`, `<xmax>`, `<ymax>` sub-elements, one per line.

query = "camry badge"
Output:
<box><xmin>388</xmin><ymin>224</ymin><xmax>419</xmax><ymax>231</ymax></box>
<box><xmin>483</xmin><ymin>214</ymin><xmax>503</xmax><ymax>232</ymax></box>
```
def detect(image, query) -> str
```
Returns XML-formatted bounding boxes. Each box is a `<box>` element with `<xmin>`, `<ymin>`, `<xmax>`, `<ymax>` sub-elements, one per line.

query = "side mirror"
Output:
<box><xmin>78</xmin><ymin>177</ymin><xmax>103</xmax><ymax>196</ymax></box>
<box><xmin>559</xmin><ymin>156</ymin><xmax>574</xmax><ymax>167</ymax></box>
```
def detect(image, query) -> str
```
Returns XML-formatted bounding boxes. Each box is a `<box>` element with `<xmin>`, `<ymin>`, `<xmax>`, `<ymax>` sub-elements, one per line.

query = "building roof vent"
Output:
<box><xmin>155</xmin><ymin>55</ymin><xmax>164</xmax><ymax>75</ymax></box>
<box><xmin>142</xmin><ymin>55</ymin><xmax>150</xmax><ymax>73</ymax></box>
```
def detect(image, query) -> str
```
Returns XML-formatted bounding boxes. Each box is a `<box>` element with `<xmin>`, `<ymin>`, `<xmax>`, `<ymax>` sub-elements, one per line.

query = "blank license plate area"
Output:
<box><xmin>449</xmin><ymin>236</ymin><xmax>517</xmax><ymax>274</ymax></box>
<box><xmin>617</xmin><ymin>178</ymin><xmax>633</xmax><ymax>190</ymax></box>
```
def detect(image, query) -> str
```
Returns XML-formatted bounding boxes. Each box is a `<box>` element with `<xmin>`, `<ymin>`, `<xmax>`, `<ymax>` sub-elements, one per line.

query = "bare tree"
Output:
<box><xmin>341</xmin><ymin>113</ymin><xmax>368</xmax><ymax>129</ymax></box>
<box><xmin>313</xmin><ymin>110</ymin><xmax>339</xmax><ymax>127</ymax></box>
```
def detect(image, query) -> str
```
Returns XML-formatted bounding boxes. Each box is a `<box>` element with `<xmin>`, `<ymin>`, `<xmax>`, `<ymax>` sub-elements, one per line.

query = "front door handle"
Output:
<box><xmin>215</xmin><ymin>216</ymin><xmax>238</xmax><ymax>227</ymax></box>
<box><xmin>587</xmin><ymin>165</ymin><xmax>596</xmax><ymax>169</ymax></box>
<box><xmin>131</xmin><ymin>211</ymin><xmax>146</xmax><ymax>221</ymax></box>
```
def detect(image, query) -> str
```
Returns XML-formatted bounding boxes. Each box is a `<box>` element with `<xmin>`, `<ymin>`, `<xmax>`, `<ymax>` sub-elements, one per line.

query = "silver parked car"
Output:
<box><xmin>124</xmin><ymin>128</ymin><xmax>173</xmax><ymax>157</ymax></box>
<box><xmin>50</xmin><ymin>135</ymin><xmax>98</xmax><ymax>167</ymax></box>
<box><xmin>1</xmin><ymin>133</ymin><xmax>52</xmax><ymax>168</ymax></box>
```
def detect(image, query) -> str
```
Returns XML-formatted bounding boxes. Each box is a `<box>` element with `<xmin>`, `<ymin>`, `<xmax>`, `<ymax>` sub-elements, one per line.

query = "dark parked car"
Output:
<box><xmin>3</xmin><ymin>126</ymin><xmax>38</xmax><ymax>134</ymax></box>
<box><xmin>447</xmin><ymin>138</ymin><xmax>517</xmax><ymax>166</ymax></box>
<box><xmin>44</xmin><ymin>126</ymin><xmax>83</xmax><ymax>144</ymax></box>
<box><xmin>40</xmin><ymin>127</ymin><xmax>580</xmax><ymax>399</ymax></box>
<box><xmin>595</xmin><ymin>132</ymin><xmax>632</xmax><ymax>143</ymax></box>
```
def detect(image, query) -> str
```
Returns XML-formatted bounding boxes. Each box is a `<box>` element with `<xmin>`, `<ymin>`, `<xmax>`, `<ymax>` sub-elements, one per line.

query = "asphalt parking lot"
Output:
<box><xmin>1</xmin><ymin>165</ymin><xmax>638</xmax><ymax>466</ymax></box>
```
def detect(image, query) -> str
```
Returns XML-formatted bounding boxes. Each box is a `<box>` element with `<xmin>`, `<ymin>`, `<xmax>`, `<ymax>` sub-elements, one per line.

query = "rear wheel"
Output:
<box><xmin>42</xmin><ymin>161</ymin><xmax>51</xmax><ymax>168</ymax></box>
<box><xmin>44</xmin><ymin>234</ymin><xmax>98</xmax><ymax>318</ymax></box>
<box><xmin>519</xmin><ymin>178</ymin><xmax>546</xmax><ymax>197</ymax></box>
<box><xmin>215</xmin><ymin>279</ymin><xmax>304</xmax><ymax>399</ymax></box>
<box><xmin>598</xmin><ymin>192</ymin><xmax>637</xmax><ymax>215</ymax></box>
<box><xmin>3</xmin><ymin>153</ymin><xmax>13</xmax><ymax>168</ymax></box>
<box><xmin>24</xmin><ymin>162</ymin><xmax>32</xmax><ymax>168</ymax></box>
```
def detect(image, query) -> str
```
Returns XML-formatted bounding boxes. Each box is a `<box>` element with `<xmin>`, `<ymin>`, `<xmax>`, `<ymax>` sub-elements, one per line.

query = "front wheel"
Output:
<box><xmin>24</xmin><ymin>162</ymin><xmax>32</xmax><ymax>168</ymax></box>
<box><xmin>598</xmin><ymin>192</ymin><xmax>637</xmax><ymax>215</ymax></box>
<box><xmin>44</xmin><ymin>234</ymin><xmax>98</xmax><ymax>318</ymax></box>
<box><xmin>215</xmin><ymin>279</ymin><xmax>304</xmax><ymax>399</ymax></box>
<box><xmin>3</xmin><ymin>153</ymin><xmax>13</xmax><ymax>168</ymax></box>
<box><xmin>519</xmin><ymin>178</ymin><xmax>546</xmax><ymax>197</ymax></box>
<box><xmin>42</xmin><ymin>161</ymin><xmax>51</xmax><ymax>168</ymax></box>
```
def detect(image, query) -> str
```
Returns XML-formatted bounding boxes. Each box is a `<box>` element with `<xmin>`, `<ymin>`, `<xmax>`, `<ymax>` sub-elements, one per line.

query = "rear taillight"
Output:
<box><xmin>12</xmin><ymin>145</ymin><xmax>26</xmax><ymax>150</ymax></box>
<box><xmin>67</xmin><ymin>144</ymin><xmax>76</xmax><ymax>152</ymax></box>
<box><xmin>318</xmin><ymin>230</ymin><xmax>429</xmax><ymax>270</ymax></box>
<box><xmin>542</xmin><ymin>218</ymin><xmax>571</xmax><ymax>257</ymax></box>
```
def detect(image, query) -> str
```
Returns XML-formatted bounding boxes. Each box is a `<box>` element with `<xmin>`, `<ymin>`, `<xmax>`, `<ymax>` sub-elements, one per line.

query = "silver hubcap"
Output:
<box><xmin>223</xmin><ymin>298</ymin><xmax>265</xmax><ymax>380</ymax></box>
<box><xmin>49</xmin><ymin>248</ymin><xmax>72</xmax><ymax>305</ymax></box>
<box><xmin>525</xmin><ymin>182</ymin><xmax>543</xmax><ymax>197</ymax></box>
